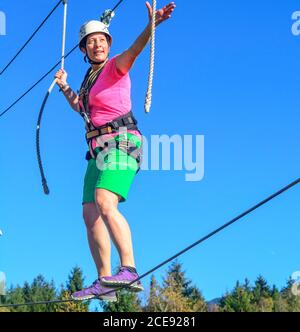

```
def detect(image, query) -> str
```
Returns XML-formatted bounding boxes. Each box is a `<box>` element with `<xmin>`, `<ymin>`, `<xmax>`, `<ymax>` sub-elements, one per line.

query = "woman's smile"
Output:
<box><xmin>94</xmin><ymin>50</ymin><xmax>104</xmax><ymax>56</ymax></box>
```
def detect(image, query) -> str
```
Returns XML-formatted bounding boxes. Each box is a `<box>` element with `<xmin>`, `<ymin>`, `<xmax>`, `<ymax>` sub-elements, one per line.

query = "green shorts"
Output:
<box><xmin>82</xmin><ymin>133</ymin><xmax>142</xmax><ymax>204</ymax></box>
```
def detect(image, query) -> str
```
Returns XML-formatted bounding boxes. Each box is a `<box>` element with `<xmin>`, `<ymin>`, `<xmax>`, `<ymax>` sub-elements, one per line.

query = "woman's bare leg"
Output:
<box><xmin>83</xmin><ymin>202</ymin><xmax>112</xmax><ymax>278</ymax></box>
<box><xmin>95</xmin><ymin>189</ymin><xmax>136</xmax><ymax>268</ymax></box>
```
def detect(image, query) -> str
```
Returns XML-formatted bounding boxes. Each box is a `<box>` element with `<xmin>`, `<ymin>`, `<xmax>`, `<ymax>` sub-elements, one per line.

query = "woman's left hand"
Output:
<box><xmin>146</xmin><ymin>1</ymin><xmax>176</xmax><ymax>27</ymax></box>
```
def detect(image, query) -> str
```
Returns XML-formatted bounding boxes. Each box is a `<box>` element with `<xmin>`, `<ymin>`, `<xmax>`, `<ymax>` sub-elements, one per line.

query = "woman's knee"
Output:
<box><xmin>95</xmin><ymin>190</ymin><xmax>118</xmax><ymax>220</ymax></box>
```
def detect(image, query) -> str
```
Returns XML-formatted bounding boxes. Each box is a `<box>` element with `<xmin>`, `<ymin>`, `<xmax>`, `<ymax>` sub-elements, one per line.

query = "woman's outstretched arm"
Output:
<box><xmin>115</xmin><ymin>1</ymin><xmax>176</xmax><ymax>75</ymax></box>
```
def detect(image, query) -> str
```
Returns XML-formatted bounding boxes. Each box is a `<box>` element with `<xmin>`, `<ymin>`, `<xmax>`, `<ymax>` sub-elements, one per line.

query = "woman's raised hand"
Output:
<box><xmin>146</xmin><ymin>1</ymin><xmax>176</xmax><ymax>27</ymax></box>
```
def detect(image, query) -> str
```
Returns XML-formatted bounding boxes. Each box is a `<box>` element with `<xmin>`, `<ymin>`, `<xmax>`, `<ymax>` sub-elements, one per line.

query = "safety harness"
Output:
<box><xmin>78</xmin><ymin>60</ymin><xmax>142</xmax><ymax>167</ymax></box>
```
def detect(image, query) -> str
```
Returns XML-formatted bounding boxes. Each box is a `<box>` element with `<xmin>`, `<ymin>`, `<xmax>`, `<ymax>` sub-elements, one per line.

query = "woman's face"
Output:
<box><xmin>84</xmin><ymin>32</ymin><xmax>110</xmax><ymax>63</ymax></box>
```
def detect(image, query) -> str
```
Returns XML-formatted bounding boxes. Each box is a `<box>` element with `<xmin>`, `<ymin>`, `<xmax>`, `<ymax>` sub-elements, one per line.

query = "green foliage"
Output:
<box><xmin>144</xmin><ymin>275</ymin><xmax>164</xmax><ymax>312</ymax></box>
<box><xmin>66</xmin><ymin>266</ymin><xmax>85</xmax><ymax>294</ymax></box>
<box><xmin>102</xmin><ymin>290</ymin><xmax>142</xmax><ymax>312</ymax></box>
<box><xmin>220</xmin><ymin>280</ymin><xmax>255</xmax><ymax>312</ymax></box>
<box><xmin>1</xmin><ymin>263</ymin><xmax>300</xmax><ymax>312</ymax></box>
<box><xmin>253</xmin><ymin>275</ymin><xmax>272</xmax><ymax>301</ymax></box>
<box><xmin>4</xmin><ymin>276</ymin><xmax>57</xmax><ymax>312</ymax></box>
<box><xmin>163</xmin><ymin>261</ymin><xmax>192</xmax><ymax>296</ymax></box>
<box><xmin>55</xmin><ymin>267</ymin><xmax>89</xmax><ymax>312</ymax></box>
<box><xmin>219</xmin><ymin>276</ymin><xmax>300</xmax><ymax>313</ymax></box>
<box><xmin>279</xmin><ymin>277</ymin><xmax>300</xmax><ymax>312</ymax></box>
<box><xmin>145</xmin><ymin>261</ymin><xmax>207</xmax><ymax>312</ymax></box>
<box><xmin>2</xmin><ymin>267</ymin><xmax>89</xmax><ymax>312</ymax></box>
<box><xmin>4</xmin><ymin>286</ymin><xmax>26</xmax><ymax>312</ymax></box>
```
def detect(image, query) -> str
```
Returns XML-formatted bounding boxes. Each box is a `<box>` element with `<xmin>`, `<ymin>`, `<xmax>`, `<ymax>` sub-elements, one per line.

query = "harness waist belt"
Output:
<box><xmin>86</xmin><ymin>112</ymin><xmax>138</xmax><ymax>141</ymax></box>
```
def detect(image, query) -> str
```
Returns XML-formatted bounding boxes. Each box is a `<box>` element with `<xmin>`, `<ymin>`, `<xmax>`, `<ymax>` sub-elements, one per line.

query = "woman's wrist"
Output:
<box><xmin>60</xmin><ymin>82</ymin><xmax>70</xmax><ymax>92</ymax></box>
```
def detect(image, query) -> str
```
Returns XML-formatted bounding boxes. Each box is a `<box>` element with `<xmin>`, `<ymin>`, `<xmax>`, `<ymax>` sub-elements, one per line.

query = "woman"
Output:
<box><xmin>55</xmin><ymin>1</ymin><xmax>176</xmax><ymax>302</ymax></box>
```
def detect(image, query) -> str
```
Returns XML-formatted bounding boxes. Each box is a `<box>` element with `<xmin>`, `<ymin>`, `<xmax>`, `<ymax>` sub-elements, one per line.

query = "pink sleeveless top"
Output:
<box><xmin>80</xmin><ymin>56</ymin><xmax>141</xmax><ymax>149</ymax></box>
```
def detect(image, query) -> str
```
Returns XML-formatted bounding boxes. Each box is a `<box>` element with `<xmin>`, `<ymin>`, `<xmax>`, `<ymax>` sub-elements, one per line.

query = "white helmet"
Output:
<box><xmin>79</xmin><ymin>20</ymin><xmax>112</xmax><ymax>48</ymax></box>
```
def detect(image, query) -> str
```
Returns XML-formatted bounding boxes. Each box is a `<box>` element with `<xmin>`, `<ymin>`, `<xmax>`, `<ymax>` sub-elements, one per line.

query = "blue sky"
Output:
<box><xmin>0</xmin><ymin>0</ymin><xmax>299</xmax><ymax>305</ymax></box>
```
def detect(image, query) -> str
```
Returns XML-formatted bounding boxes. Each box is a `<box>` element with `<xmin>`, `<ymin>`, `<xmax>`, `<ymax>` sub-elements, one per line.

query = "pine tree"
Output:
<box><xmin>280</xmin><ymin>278</ymin><xmax>300</xmax><ymax>312</ymax></box>
<box><xmin>66</xmin><ymin>266</ymin><xmax>85</xmax><ymax>294</ymax></box>
<box><xmin>256</xmin><ymin>297</ymin><xmax>274</xmax><ymax>312</ymax></box>
<box><xmin>26</xmin><ymin>275</ymin><xmax>57</xmax><ymax>312</ymax></box>
<box><xmin>145</xmin><ymin>275</ymin><xmax>165</xmax><ymax>312</ymax></box>
<box><xmin>4</xmin><ymin>277</ymin><xmax>57</xmax><ymax>313</ymax></box>
<box><xmin>7</xmin><ymin>285</ymin><xmax>28</xmax><ymax>312</ymax></box>
<box><xmin>220</xmin><ymin>281</ymin><xmax>254</xmax><ymax>312</ymax></box>
<box><xmin>273</xmin><ymin>295</ymin><xmax>289</xmax><ymax>312</ymax></box>
<box><xmin>271</xmin><ymin>285</ymin><xmax>279</xmax><ymax>299</ymax></box>
<box><xmin>244</xmin><ymin>278</ymin><xmax>251</xmax><ymax>293</ymax></box>
<box><xmin>145</xmin><ymin>262</ymin><xmax>207</xmax><ymax>312</ymax></box>
<box><xmin>162</xmin><ymin>261</ymin><xmax>207</xmax><ymax>312</ymax></box>
<box><xmin>55</xmin><ymin>289</ymin><xmax>89</xmax><ymax>312</ymax></box>
<box><xmin>55</xmin><ymin>267</ymin><xmax>89</xmax><ymax>312</ymax></box>
<box><xmin>161</xmin><ymin>275</ymin><xmax>192</xmax><ymax>312</ymax></box>
<box><xmin>251</xmin><ymin>275</ymin><xmax>274</xmax><ymax>312</ymax></box>
<box><xmin>253</xmin><ymin>275</ymin><xmax>272</xmax><ymax>301</ymax></box>
<box><xmin>22</xmin><ymin>281</ymin><xmax>31</xmax><ymax>306</ymax></box>
<box><xmin>164</xmin><ymin>261</ymin><xmax>191</xmax><ymax>296</ymax></box>
<box><xmin>0</xmin><ymin>294</ymin><xmax>9</xmax><ymax>312</ymax></box>
<box><xmin>186</xmin><ymin>286</ymin><xmax>207</xmax><ymax>312</ymax></box>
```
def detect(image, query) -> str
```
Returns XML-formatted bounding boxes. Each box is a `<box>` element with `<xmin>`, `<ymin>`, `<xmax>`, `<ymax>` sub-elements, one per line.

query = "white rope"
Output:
<box><xmin>60</xmin><ymin>0</ymin><xmax>68</xmax><ymax>70</ymax></box>
<box><xmin>50</xmin><ymin>0</ymin><xmax>68</xmax><ymax>94</ymax></box>
<box><xmin>145</xmin><ymin>0</ymin><xmax>157</xmax><ymax>114</ymax></box>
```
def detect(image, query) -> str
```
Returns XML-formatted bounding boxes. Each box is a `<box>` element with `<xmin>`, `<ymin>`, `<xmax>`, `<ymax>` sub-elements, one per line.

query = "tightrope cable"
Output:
<box><xmin>0</xmin><ymin>178</ymin><xmax>298</xmax><ymax>309</ymax></box>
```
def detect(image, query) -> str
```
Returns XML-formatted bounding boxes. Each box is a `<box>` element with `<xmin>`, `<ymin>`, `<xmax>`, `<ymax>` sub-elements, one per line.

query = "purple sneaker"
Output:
<box><xmin>100</xmin><ymin>267</ymin><xmax>144</xmax><ymax>292</ymax></box>
<box><xmin>71</xmin><ymin>279</ymin><xmax>117</xmax><ymax>302</ymax></box>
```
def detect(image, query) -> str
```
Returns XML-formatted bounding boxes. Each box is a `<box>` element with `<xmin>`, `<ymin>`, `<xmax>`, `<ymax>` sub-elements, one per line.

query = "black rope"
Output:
<box><xmin>0</xmin><ymin>0</ymin><xmax>125</xmax><ymax>120</ymax></box>
<box><xmin>36</xmin><ymin>90</ymin><xmax>52</xmax><ymax>195</ymax></box>
<box><xmin>112</xmin><ymin>0</ymin><xmax>125</xmax><ymax>12</ymax></box>
<box><xmin>35</xmin><ymin>0</ymin><xmax>68</xmax><ymax>195</ymax></box>
<box><xmin>0</xmin><ymin>0</ymin><xmax>63</xmax><ymax>76</ymax></box>
<box><xmin>0</xmin><ymin>298</ymin><xmax>78</xmax><ymax>309</ymax></box>
<box><xmin>0</xmin><ymin>178</ymin><xmax>299</xmax><ymax>309</ymax></box>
